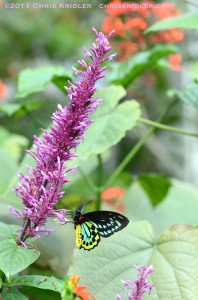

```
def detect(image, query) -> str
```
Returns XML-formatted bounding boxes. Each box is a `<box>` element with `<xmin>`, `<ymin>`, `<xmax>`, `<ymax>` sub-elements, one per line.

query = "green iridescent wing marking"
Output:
<box><xmin>81</xmin><ymin>221</ymin><xmax>100</xmax><ymax>250</ymax></box>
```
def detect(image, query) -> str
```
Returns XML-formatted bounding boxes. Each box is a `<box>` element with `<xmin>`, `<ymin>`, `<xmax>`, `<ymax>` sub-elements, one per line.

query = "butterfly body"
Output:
<box><xmin>73</xmin><ymin>204</ymin><xmax>129</xmax><ymax>251</ymax></box>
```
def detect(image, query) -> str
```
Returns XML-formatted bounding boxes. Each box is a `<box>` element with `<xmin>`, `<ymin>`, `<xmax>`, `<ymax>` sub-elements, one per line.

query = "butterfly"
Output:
<box><xmin>71</xmin><ymin>203</ymin><xmax>129</xmax><ymax>251</ymax></box>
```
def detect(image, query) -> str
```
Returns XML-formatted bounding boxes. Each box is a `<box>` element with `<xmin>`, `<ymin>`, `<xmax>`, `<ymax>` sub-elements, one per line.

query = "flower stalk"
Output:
<box><xmin>11</xmin><ymin>28</ymin><xmax>115</xmax><ymax>245</ymax></box>
<box><xmin>116</xmin><ymin>264</ymin><xmax>154</xmax><ymax>300</ymax></box>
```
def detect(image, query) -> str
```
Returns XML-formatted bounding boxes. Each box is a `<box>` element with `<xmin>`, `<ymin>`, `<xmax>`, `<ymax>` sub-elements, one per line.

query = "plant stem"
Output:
<box><xmin>95</xmin><ymin>189</ymin><xmax>102</xmax><ymax>211</ymax></box>
<box><xmin>78</xmin><ymin>156</ymin><xmax>104</xmax><ymax>210</ymax></box>
<box><xmin>95</xmin><ymin>154</ymin><xmax>104</xmax><ymax>210</ymax></box>
<box><xmin>105</xmin><ymin>126</ymin><xmax>154</xmax><ymax>188</ymax></box>
<box><xmin>78</xmin><ymin>167</ymin><xmax>97</xmax><ymax>194</ymax></box>
<box><xmin>105</xmin><ymin>99</ymin><xmax>178</xmax><ymax>187</ymax></box>
<box><xmin>18</xmin><ymin>219</ymin><xmax>30</xmax><ymax>244</ymax></box>
<box><xmin>97</xmin><ymin>154</ymin><xmax>103</xmax><ymax>187</ymax></box>
<box><xmin>138</xmin><ymin>117</ymin><xmax>198</xmax><ymax>138</ymax></box>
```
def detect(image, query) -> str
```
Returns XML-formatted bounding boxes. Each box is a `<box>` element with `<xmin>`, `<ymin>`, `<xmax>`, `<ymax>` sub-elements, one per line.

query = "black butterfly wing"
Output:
<box><xmin>82</xmin><ymin>211</ymin><xmax>129</xmax><ymax>238</ymax></box>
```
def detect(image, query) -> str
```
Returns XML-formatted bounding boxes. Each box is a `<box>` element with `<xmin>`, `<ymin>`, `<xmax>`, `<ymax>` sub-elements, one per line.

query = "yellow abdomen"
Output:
<box><xmin>76</xmin><ymin>224</ymin><xmax>82</xmax><ymax>248</ymax></box>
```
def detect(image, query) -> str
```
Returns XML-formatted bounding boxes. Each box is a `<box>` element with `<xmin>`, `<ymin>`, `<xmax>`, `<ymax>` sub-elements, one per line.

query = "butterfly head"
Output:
<box><xmin>73</xmin><ymin>205</ymin><xmax>84</xmax><ymax>225</ymax></box>
<box><xmin>73</xmin><ymin>201</ymin><xmax>93</xmax><ymax>225</ymax></box>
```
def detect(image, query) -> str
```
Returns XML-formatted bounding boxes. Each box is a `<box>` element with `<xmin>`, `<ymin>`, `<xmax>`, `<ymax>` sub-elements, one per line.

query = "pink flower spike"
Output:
<box><xmin>11</xmin><ymin>28</ymin><xmax>114</xmax><ymax>246</ymax></box>
<box><xmin>117</xmin><ymin>264</ymin><xmax>154</xmax><ymax>300</ymax></box>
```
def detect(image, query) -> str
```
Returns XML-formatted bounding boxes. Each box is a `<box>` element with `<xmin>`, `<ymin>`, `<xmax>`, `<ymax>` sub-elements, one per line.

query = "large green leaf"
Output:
<box><xmin>2</xmin><ymin>288</ymin><xmax>28</xmax><ymax>300</ymax></box>
<box><xmin>138</xmin><ymin>173</ymin><xmax>171</xmax><ymax>207</ymax></box>
<box><xmin>68</xmin><ymin>221</ymin><xmax>198</xmax><ymax>300</ymax></box>
<box><xmin>0</xmin><ymin>103</ymin><xmax>21</xmax><ymax>116</ymax></box>
<box><xmin>0</xmin><ymin>100</ymin><xmax>41</xmax><ymax>117</ymax></box>
<box><xmin>9</xmin><ymin>275</ymin><xmax>63</xmax><ymax>292</ymax></box>
<box><xmin>108</xmin><ymin>45</ymin><xmax>177</xmax><ymax>87</ymax></box>
<box><xmin>0</xmin><ymin>240</ymin><xmax>40</xmax><ymax>277</ymax></box>
<box><xmin>146</xmin><ymin>12</ymin><xmax>198</xmax><ymax>33</ymax></box>
<box><xmin>16</xmin><ymin>66</ymin><xmax>71</xmax><ymax>98</ymax></box>
<box><xmin>0</xmin><ymin>135</ymin><xmax>28</xmax><ymax>164</ymax></box>
<box><xmin>0</xmin><ymin>127</ymin><xmax>28</xmax><ymax>196</ymax></box>
<box><xmin>168</xmin><ymin>85</ymin><xmax>198</xmax><ymax>108</ymax></box>
<box><xmin>75</xmin><ymin>85</ymin><xmax>140</xmax><ymax>162</ymax></box>
<box><xmin>0</xmin><ymin>222</ymin><xmax>20</xmax><ymax>239</ymax></box>
<box><xmin>125</xmin><ymin>179</ymin><xmax>198</xmax><ymax>237</ymax></box>
<box><xmin>0</xmin><ymin>148</ymin><xmax>18</xmax><ymax>196</ymax></box>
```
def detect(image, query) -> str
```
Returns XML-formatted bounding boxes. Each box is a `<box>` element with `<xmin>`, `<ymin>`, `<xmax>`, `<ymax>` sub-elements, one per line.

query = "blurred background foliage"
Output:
<box><xmin>1</xmin><ymin>0</ymin><xmax>198</xmax><ymax>290</ymax></box>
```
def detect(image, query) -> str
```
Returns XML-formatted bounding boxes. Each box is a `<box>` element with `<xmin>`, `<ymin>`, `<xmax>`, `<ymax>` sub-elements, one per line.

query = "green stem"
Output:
<box><xmin>78</xmin><ymin>167</ymin><xmax>97</xmax><ymax>194</ymax></box>
<box><xmin>18</xmin><ymin>219</ymin><xmax>30</xmax><ymax>244</ymax></box>
<box><xmin>105</xmin><ymin>126</ymin><xmax>154</xmax><ymax>188</ymax></box>
<box><xmin>138</xmin><ymin>117</ymin><xmax>198</xmax><ymax>138</ymax></box>
<box><xmin>95</xmin><ymin>189</ymin><xmax>102</xmax><ymax>211</ymax></box>
<box><xmin>97</xmin><ymin>154</ymin><xmax>103</xmax><ymax>187</ymax></box>
<box><xmin>105</xmin><ymin>99</ymin><xmax>179</xmax><ymax>187</ymax></box>
<box><xmin>95</xmin><ymin>154</ymin><xmax>104</xmax><ymax>211</ymax></box>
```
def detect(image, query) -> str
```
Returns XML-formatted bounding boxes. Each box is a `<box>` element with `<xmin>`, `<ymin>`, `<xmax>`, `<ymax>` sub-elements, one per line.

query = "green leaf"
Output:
<box><xmin>0</xmin><ymin>148</ymin><xmax>18</xmax><ymax>195</ymax></box>
<box><xmin>68</xmin><ymin>221</ymin><xmax>198</xmax><ymax>300</ymax></box>
<box><xmin>52</xmin><ymin>76</ymin><xmax>70</xmax><ymax>92</ymax></box>
<box><xmin>20</xmin><ymin>286</ymin><xmax>61</xmax><ymax>300</ymax></box>
<box><xmin>0</xmin><ymin>222</ymin><xmax>20</xmax><ymax>239</ymax></box>
<box><xmin>75</xmin><ymin>85</ymin><xmax>141</xmax><ymax>162</ymax></box>
<box><xmin>16</xmin><ymin>66</ymin><xmax>71</xmax><ymax>98</ymax></box>
<box><xmin>0</xmin><ymin>240</ymin><xmax>40</xmax><ymax>277</ymax></box>
<box><xmin>189</xmin><ymin>62</ymin><xmax>198</xmax><ymax>81</ymax></box>
<box><xmin>0</xmin><ymin>127</ymin><xmax>27</xmax><ymax>195</ymax></box>
<box><xmin>2</xmin><ymin>288</ymin><xmax>28</xmax><ymax>300</ymax></box>
<box><xmin>146</xmin><ymin>12</ymin><xmax>198</xmax><ymax>33</ymax></box>
<box><xmin>0</xmin><ymin>100</ymin><xmax>41</xmax><ymax>117</ymax></box>
<box><xmin>0</xmin><ymin>132</ymin><xmax>28</xmax><ymax>163</ymax></box>
<box><xmin>138</xmin><ymin>173</ymin><xmax>171</xmax><ymax>206</ymax></box>
<box><xmin>125</xmin><ymin>179</ymin><xmax>198</xmax><ymax>237</ymax></box>
<box><xmin>9</xmin><ymin>275</ymin><xmax>63</xmax><ymax>292</ymax></box>
<box><xmin>108</xmin><ymin>45</ymin><xmax>177</xmax><ymax>87</ymax></box>
<box><xmin>0</xmin><ymin>103</ymin><xmax>21</xmax><ymax>116</ymax></box>
<box><xmin>168</xmin><ymin>85</ymin><xmax>198</xmax><ymax>108</ymax></box>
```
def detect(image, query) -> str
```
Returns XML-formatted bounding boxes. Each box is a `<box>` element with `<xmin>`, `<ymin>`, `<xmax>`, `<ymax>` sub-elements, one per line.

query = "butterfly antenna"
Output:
<box><xmin>82</xmin><ymin>200</ymin><xmax>93</xmax><ymax>210</ymax></box>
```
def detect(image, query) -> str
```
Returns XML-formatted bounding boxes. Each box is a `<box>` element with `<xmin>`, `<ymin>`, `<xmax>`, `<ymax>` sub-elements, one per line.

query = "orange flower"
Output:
<box><xmin>69</xmin><ymin>275</ymin><xmax>96</xmax><ymax>300</ymax></box>
<box><xmin>114</xmin><ymin>17</ymin><xmax>125</xmax><ymax>36</ymax></box>
<box><xmin>0</xmin><ymin>80</ymin><xmax>8</xmax><ymax>99</ymax></box>
<box><xmin>118</xmin><ymin>41</ymin><xmax>139</xmax><ymax>60</ymax></box>
<box><xmin>151</xmin><ymin>3</ymin><xmax>180</xmax><ymax>19</ymax></box>
<box><xmin>125</xmin><ymin>17</ymin><xmax>147</xmax><ymax>31</ymax></box>
<box><xmin>102</xmin><ymin>16</ymin><xmax>125</xmax><ymax>37</ymax></box>
<box><xmin>169</xmin><ymin>28</ymin><xmax>184</xmax><ymax>42</ymax></box>
<box><xmin>101</xmin><ymin>0</ymin><xmax>184</xmax><ymax>62</ymax></box>
<box><xmin>101</xmin><ymin>186</ymin><xmax>125</xmax><ymax>212</ymax></box>
<box><xmin>168</xmin><ymin>53</ymin><xmax>182</xmax><ymax>71</ymax></box>
<box><xmin>102</xmin><ymin>16</ymin><xmax>115</xmax><ymax>34</ymax></box>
